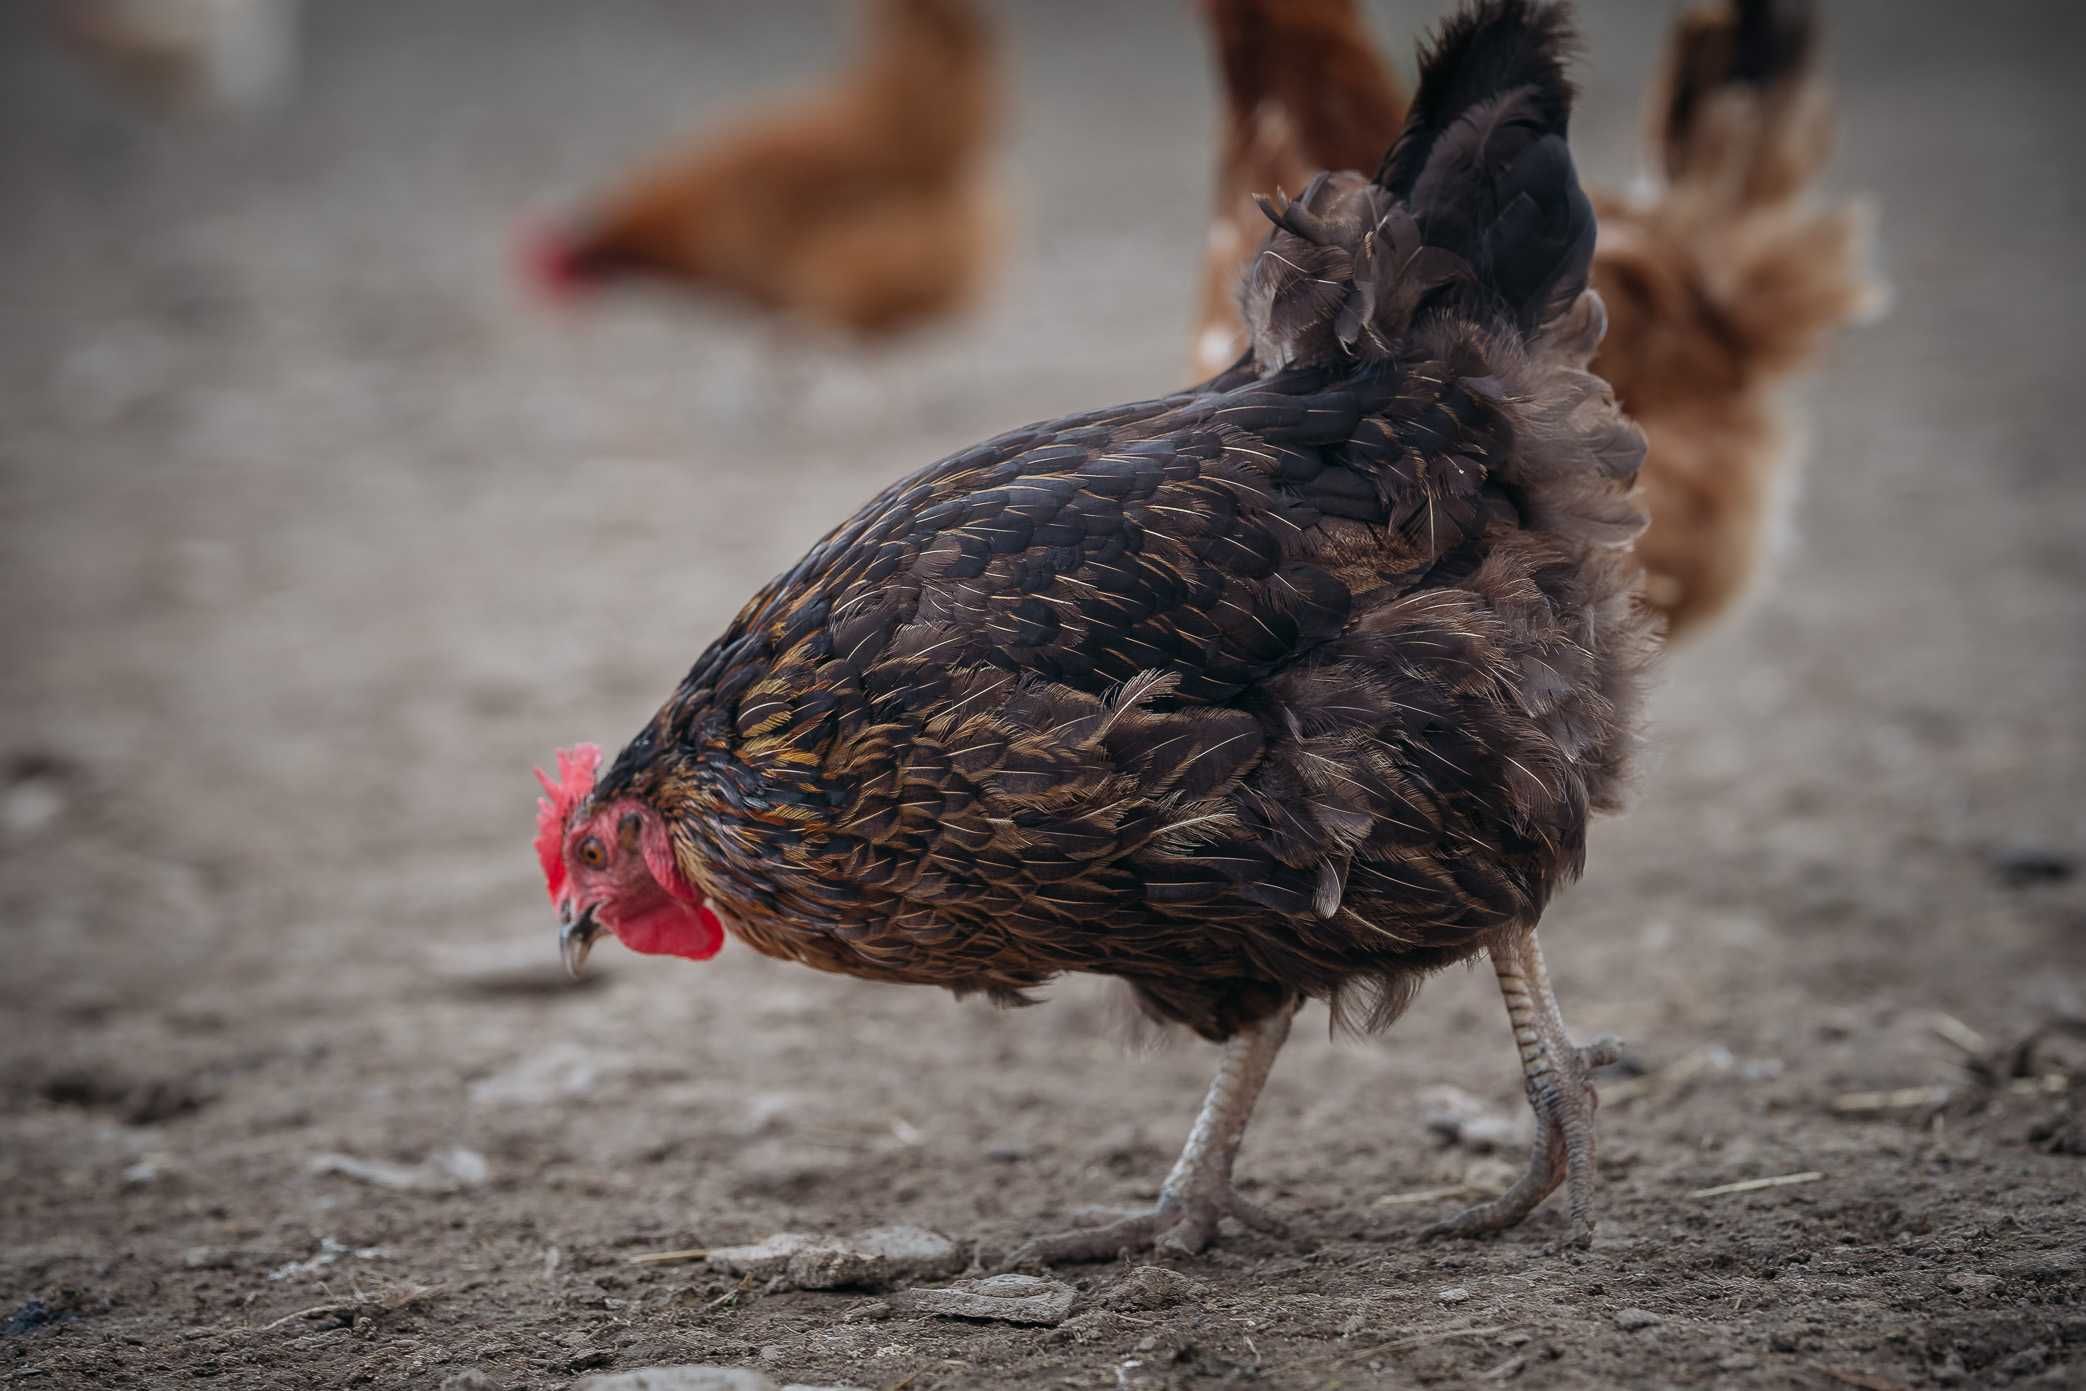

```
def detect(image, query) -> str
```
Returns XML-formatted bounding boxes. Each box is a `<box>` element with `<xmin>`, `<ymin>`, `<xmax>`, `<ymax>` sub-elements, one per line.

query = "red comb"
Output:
<box><xmin>534</xmin><ymin>743</ymin><xmax>602</xmax><ymax>903</ymax></box>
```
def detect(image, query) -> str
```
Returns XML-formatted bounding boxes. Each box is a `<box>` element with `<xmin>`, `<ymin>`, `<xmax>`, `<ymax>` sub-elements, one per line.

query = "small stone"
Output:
<box><xmin>890</xmin><ymin>1273</ymin><xmax>1077</xmax><ymax>1326</ymax></box>
<box><xmin>707</xmin><ymin>1226</ymin><xmax>960</xmax><ymax>1290</ymax></box>
<box><xmin>757</xmin><ymin>1345</ymin><xmax>785</xmax><ymax>1364</ymax></box>
<box><xmin>1989</xmin><ymin>847</ymin><xmax>2077</xmax><ymax>889</ymax></box>
<box><xmin>440</xmin><ymin>1374</ymin><xmax>500</xmax><ymax>1391</ymax></box>
<box><xmin>705</xmin><ymin>1234</ymin><xmax>820</xmax><ymax>1280</ymax></box>
<box><xmin>2</xmin><ymin>779</ymin><xmax>67</xmax><ymax>836</ymax></box>
<box><xmin>1944</xmin><ymin>1271</ymin><xmax>2000</xmax><ymax>1296</ymax></box>
<box><xmin>1437</xmin><ymin>1286</ymin><xmax>1472</xmax><ymax>1304</ymax></box>
<box><xmin>308</xmin><ymin>1148</ymin><xmax>489</xmax><ymax>1193</ymax></box>
<box><xmin>1716</xmin><ymin>1354</ymin><xmax>1757</xmax><ymax>1372</ymax></box>
<box><xmin>122</xmin><ymin>1157</ymin><xmax>170</xmax><ymax>1187</ymax></box>
<box><xmin>566</xmin><ymin>1349</ymin><xmax>614</xmax><ymax>1372</ymax></box>
<box><xmin>1420</xmin><ymin>1085</ymin><xmax>1530</xmax><ymax>1154</ymax></box>
<box><xmin>1097</xmin><ymin>1265</ymin><xmax>1204</xmax><ymax>1312</ymax></box>
<box><xmin>576</xmin><ymin>1369</ymin><xmax>777</xmax><ymax>1391</ymax></box>
<box><xmin>1614</xmin><ymin>1308</ymin><xmax>1663</xmax><ymax>1331</ymax></box>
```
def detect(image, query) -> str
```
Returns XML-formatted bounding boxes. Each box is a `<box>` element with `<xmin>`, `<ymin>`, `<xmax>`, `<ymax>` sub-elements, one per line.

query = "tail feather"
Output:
<box><xmin>1240</xmin><ymin>0</ymin><xmax>1596</xmax><ymax>367</ymax></box>
<box><xmin>1655</xmin><ymin>0</ymin><xmax>1824</xmax><ymax>202</ymax></box>
<box><xmin>1382</xmin><ymin>0</ymin><xmax>1592</xmax><ymax>334</ymax></box>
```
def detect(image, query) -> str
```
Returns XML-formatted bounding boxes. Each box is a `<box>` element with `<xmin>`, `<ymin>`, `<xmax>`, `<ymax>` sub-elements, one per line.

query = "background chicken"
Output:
<box><xmin>538</xmin><ymin>0</ymin><xmax>1653</xmax><ymax>1258</ymax></box>
<box><xmin>524</xmin><ymin>0</ymin><xmax>1001</xmax><ymax>338</ymax></box>
<box><xmin>1590</xmin><ymin>0</ymin><xmax>1883</xmax><ymax>636</ymax></box>
<box><xmin>61</xmin><ymin>0</ymin><xmax>299</xmax><ymax>112</ymax></box>
<box><xmin>1188</xmin><ymin>0</ymin><xmax>1408</xmax><ymax>379</ymax></box>
<box><xmin>1192</xmin><ymin>0</ymin><xmax>1878</xmax><ymax>639</ymax></box>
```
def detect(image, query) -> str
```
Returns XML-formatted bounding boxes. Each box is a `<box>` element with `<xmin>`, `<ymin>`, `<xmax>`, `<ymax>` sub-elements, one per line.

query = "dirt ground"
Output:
<box><xmin>3</xmin><ymin>3</ymin><xmax>2082</xmax><ymax>1388</ymax></box>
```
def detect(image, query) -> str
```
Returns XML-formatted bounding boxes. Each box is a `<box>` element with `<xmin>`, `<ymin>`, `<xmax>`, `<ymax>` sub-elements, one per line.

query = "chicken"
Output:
<box><xmin>1190</xmin><ymin>0</ymin><xmax>1878</xmax><ymax>638</ymax></box>
<box><xmin>61</xmin><ymin>0</ymin><xmax>299</xmax><ymax>113</ymax></box>
<box><xmin>523</xmin><ymin>0</ymin><xmax>1001</xmax><ymax>337</ymax></box>
<box><xmin>536</xmin><ymin>0</ymin><xmax>1653</xmax><ymax>1257</ymax></box>
<box><xmin>1189</xmin><ymin>0</ymin><xmax>1409</xmax><ymax>380</ymax></box>
<box><xmin>1589</xmin><ymin>0</ymin><xmax>1882</xmax><ymax>636</ymax></box>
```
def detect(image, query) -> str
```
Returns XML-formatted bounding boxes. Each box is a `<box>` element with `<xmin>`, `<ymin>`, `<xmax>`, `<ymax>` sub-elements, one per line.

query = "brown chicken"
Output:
<box><xmin>1192</xmin><ymin>0</ymin><xmax>1878</xmax><ymax>638</ymax></box>
<box><xmin>523</xmin><ymin>0</ymin><xmax>1001</xmax><ymax>337</ymax></box>
<box><xmin>1189</xmin><ymin>0</ymin><xmax>1409</xmax><ymax>380</ymax></box>
<box><xmin>537</xmin><ymin>0</ymin><xmax>1653</xmax><ymax>1257</ymax></box>
<box><xmin>1590</xmin><ymin>0</ymin><xmax>1882</xmax><ymax>635</ymax></box>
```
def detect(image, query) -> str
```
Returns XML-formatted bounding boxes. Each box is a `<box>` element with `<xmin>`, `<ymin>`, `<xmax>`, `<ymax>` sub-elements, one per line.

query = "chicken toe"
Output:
<box><xmin>1420</xmin><ymin>929</ymin><xmax>1616</xmax><ymax>1248</ymax></box>
<box><xmin>1012</xmin><ymin>1002</ymin><xmax>1294</xmax><ymax>1265</ymax></box>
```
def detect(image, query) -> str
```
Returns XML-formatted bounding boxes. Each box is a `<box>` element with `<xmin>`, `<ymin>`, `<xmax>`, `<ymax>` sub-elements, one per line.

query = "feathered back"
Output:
<box><xmin>1242</xmin><ymin>0</ymin><xmax>1594</xmax><ymax>369</ymax></box>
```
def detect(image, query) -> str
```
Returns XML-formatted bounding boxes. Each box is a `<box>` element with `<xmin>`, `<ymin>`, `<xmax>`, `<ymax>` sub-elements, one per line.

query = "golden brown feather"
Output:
<box><xmin>531</xmin><ymin>0</ymin><xmax>1001</xmax><ymax>337</ymax></box>
<box><xmin>1591</xmin><ymin>0</ymin><xmax>1884</xmax><ymax>635</ymax></box>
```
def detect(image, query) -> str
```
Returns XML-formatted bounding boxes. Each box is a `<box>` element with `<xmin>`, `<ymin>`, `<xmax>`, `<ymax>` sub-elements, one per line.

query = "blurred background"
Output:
<box><xmin>2</xmin><ymin>3</ymin><xmax>2081</xmax><ymax>1388</ymax></box>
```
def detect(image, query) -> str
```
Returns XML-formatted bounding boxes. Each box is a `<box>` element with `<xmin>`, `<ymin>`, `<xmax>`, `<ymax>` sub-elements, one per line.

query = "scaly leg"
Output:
<box><xmin>1011</xmin><ymin>1001</ymin><xmax>1295</xmax><ymax>1263</ymax></box>
<box><xmin>1421</xmin><ymin>928</ymin><xmax>1619</xmax><ymax>1248</ymax></box>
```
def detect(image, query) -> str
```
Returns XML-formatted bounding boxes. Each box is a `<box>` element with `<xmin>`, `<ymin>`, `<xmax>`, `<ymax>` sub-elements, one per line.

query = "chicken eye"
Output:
<box><xmin>578</xmin><ymin>836</ymin><xmax>607</xmax><ymax>869</ymax></box>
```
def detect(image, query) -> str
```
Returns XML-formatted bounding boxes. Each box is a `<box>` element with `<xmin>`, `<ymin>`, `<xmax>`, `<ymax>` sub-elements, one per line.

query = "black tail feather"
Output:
<box><xmin>1237</xmin><ymin>0</ymin><xmax>1596</xmax><ymax>366</ymax></box>
<box><xmin>1375</xmin><ymin>0</ymin><xmax>1592</xmax><ymax>333</ymax></box>
<box><xmin>1374</xmin><ymin>0</ymin><xmax>1576</xmax><ymax>199</ymax></box>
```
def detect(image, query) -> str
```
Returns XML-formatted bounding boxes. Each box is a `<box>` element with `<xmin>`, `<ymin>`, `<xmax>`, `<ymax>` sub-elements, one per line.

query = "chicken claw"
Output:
<box><xmin>1012</xmin><ymin>1003</ymin><xmax>1295</xmax><ymax>1264</ymax></box>
<box><xmin>1420</xmin><ymin>929</ymin><xmax>1617</xmax><ymax>1248</ymax></box>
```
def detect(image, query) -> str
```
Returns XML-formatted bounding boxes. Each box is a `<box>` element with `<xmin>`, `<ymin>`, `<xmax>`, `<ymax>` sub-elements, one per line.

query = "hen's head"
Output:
<box><xmin>534</xmin><ymin>744</ymin><xmax>725</xmax><ymax>978</ymax></box>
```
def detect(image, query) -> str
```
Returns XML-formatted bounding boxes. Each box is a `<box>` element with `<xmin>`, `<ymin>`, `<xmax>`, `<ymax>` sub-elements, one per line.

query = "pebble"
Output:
<box><xmin>308</xmin><ymin>1147</ymin><xmax>489</xmax><ymax>1193</ymax></box>
<box><xmin>1614</xmin><ymin>1308</ymin><xmax>1664</xmax><ymax>1331</ymax></box>
<box><xmin>1419</xmin><ymin>1084</ymin><xmax>1530</xmax><ymax>1154</ymax></box>
<box><xmin>1437</xmin><ymin>1286</ymin><xmax>1473</xmax><ymax>1304</ymax></box>
<box><xmin>576</xmin><ymin>1372</ymin><xmax>773</xmax><ymax>1391</ymax></box>
<box><xmin>891</xmin><ymin>1273</ymin><xmax>1078</xmax><ymax>1325</ymax></box>
<box><xmin>705</xmin><ymin>1226</ymin><xmax>962</xmax><ymax>1291</ymax></box>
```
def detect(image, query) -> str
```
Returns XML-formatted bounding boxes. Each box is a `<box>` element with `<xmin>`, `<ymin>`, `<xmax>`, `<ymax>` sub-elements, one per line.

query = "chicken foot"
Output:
<box><xmin>1011</xmin><ymin>1001</ymin><xmax>1295</xmax><ymax>1263</ymax></box>
<box><xmin>1421</xmin><ymin>927</ymin><xmax>1619</xmax><ymax>1249</ymax></box>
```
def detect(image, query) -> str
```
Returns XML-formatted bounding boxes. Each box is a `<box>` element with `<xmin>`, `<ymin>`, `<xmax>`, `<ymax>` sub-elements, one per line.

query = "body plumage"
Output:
<box><xmin>541</xmin><ymin>0</ymin><xmax>1652</xmax><ymax>1255</ymax></box>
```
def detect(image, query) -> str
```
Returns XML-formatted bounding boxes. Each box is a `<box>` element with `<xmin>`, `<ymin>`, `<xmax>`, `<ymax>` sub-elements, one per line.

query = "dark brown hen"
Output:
<box><xmin>540</xmin><ymin>0</ymin><xmax>1653</xmax><ymax>1257</ymax></box>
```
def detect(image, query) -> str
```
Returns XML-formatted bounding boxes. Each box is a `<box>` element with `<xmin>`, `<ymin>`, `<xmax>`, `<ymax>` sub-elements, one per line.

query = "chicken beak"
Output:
<box><xmin>559</xmin><ymin>903</ymin><xmax>603</xmax><ymax>981</ymax></box>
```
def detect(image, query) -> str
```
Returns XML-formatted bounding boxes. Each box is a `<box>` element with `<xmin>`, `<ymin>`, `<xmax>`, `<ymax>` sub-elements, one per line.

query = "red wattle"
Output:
<box><xmin>612</xmin><ymin>898</ymin><xmax>726</xmax><ymax>962</ymax></box>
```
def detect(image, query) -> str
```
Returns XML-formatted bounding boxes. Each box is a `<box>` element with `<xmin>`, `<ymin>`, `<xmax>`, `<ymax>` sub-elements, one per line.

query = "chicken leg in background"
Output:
<box><xmin>1591</xmin><ymin>0</ymin><xmax>1884</xmax><ymax>638</ymax></box>
<box><xmin>1188</xmin><ymin>0</ymin><xmax>1409</xmax><ymax>380</ymax></box>
<box><xmin>522</xmin><ymin>0</ymin><xmax>1002</xmax><ymax>340</ymax></box>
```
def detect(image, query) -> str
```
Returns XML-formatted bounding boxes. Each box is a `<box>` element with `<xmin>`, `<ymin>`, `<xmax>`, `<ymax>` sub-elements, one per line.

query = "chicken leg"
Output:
<box><xmin>1422</xmin><ymin>927</ymin><xmax>1619</xmax><ymax>1248</ymax></box>
<box><xmin>1011</xmin><ymin>1000</ymin><xmax>1296</xmax><ymax>1263</ymax></box>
